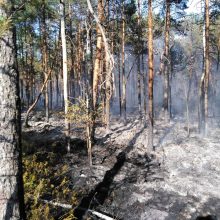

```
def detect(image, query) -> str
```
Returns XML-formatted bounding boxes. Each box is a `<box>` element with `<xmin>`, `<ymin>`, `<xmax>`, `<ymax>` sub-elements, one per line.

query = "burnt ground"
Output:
<box><xmin>22</xmin><ymin>112</ymin><xmax>220</xmax><ymax>220</ymax></box>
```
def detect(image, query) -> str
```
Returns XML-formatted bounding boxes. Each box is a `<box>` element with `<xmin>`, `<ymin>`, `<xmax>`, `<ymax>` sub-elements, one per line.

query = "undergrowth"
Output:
<box><xmin>23</xmin><ymin>152</ymin><xmax>78</xmax><ymax>219</ymax></box>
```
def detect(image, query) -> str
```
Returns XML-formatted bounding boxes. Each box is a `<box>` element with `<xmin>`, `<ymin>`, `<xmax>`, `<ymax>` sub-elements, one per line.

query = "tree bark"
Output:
<box><xmin>24</xmin><ymin>65</ymin><xmax>54</xmax><ymax>126</ymax></box>
<box><xmin>204</xmin><ymin>0</ymin><xmax>210</xmax><ymax>134</ymax></box>
<box><xmin>137</xmin><ymin>0</ymin><xmax>142</xmax><ymax>117</ymax></box>
<box><xmin>163</xmin><ymin>0</ymin><xmax>171</xmax><ymax>121</ymax></box>
<box><xmin>92</xmin><ymin>0</ymin><xmax>104</xmax><ymax>110</ymax></box>
<box><xmin>42</xmin><ymin>0</ymin><xmax>49</xmax><ymax>122</ymax></box>
<box><xmin>60</xmin><ymin>0</ymin><xmax>70</xmax><ymax>152</ymax></box>
<box><xmin>0</xmin><ymin>1</ymin><xmax>26</xmax><ymax>219</ymax></box>
<box><xmin>147</xmin><ymin>0</ymin><xmax>154</xmax><ymax>151</ymax></box>
<box><xmin>121</xmin><ymin>1</ymin><xmax>126</xmax><ymax>124</ymax></box>
<box><xmin>90</xmin><ymin>0</ymin><xmax>104</xmax><ymax>141</ymax></box>
<box><xmin>199</xmin><ymin>0</ymin><xmax>210</xmax><ymax>135</ymax></box>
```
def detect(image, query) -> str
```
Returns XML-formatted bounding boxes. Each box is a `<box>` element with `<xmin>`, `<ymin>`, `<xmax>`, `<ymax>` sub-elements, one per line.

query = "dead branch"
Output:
<box><xmin>41</xmin><ymin>199</ymin><xmax>116</xmax><ymax>220</ymax></box>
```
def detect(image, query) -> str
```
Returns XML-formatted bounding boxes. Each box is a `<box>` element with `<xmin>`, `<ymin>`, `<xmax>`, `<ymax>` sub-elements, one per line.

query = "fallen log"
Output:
<box><xmin>41</xmin><ymin>199</ymin><xmax>116</xmax><ymax>220</ymax></box>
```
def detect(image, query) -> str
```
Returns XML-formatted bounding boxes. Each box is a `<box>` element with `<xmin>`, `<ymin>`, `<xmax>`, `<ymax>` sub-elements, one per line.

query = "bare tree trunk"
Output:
<box><xmin>217</xmin><ymin>48</ymin><xmax>220</xmax><ymax>71</ymax></box>
<box><xmin>68</xmin><ymin>0</ymin><xmax>75</xmax><ymax>103</ymax></box>
<box><xmin>142</xmin><ymin>52</ymin><xmax>147</xmax><ymax>125</ymax></box>
<box><xmin>199</xmin><ymin>0</ymin><xmax>210</xmax><ymax>135</ymax></box>
<box><xmin>105</xmin><ymin>54</ymin><xmax>111</xmax><ymax>130</ymax></box>
<box><xmin>86</xmin><ymin>96</ymin><xmax>92</xmax><ymax>167</ymax></box>
<box><xmin>147</xmin><ymin>0</ymin><xmax>154</xmax><ymax>151</ymax></box>
<box><xmin>0</xmin><ymin>2</ymin><xmax>26</xmax><ymax>218</ymax></box>
<box><xmin>204</xmin><ymin>0</ymin><xmax>210</xmax><ymax>134</ymax></box>
<box><xmin>121</xmin><ymin>1</ymin><xmax>126</xmax><ymax>124</ymax></box>
<box><xmin>91</xmin><ymin>0</ymin><xmax>104</xmax><ymax>140</ymax></box>
<box><xmin>118</xmin><ymin>52</ymin><xmax>122</xmax><ymax>116</ymax></box>
<box><xmin>85</xmin><ymin>15</ymin><xmax>93</xmax><ymax>166</ymax></box>
<box><xmin>105</xmin><ymin>2</ymin><xmax>112</xmax><ymax>131</ymax></box>
<box><xmin>137</xmin><ymin>0</ymin><xmax>142</xmax><ymax>117</ymax></box>
<box><xmin>163</xmin><ymin>0</ymin><xmax>171</xmax><ymax>121</ymax></box>
<box><xmin>117</xmin><ymin>10</ymin><xmax>122</xmax><ymax>117</ymax></box>
<box><xmin>184</xmin><ymin>74</ymin><xmax>192</xmax><ymax>137</ymax></box>
<box><xmin>92</xmin><ymin>0</ymin><xmax>104</xmax><ymax>109</ymax></box>
<box><xmin>42</xmin><ymin>0</ymin><xmax>49</xmax><ymax>122</ymax></box>
<box><xmin>60</xmin><ymin>0</ymin><xmax>70</xmax><ymax>152</ymax></box>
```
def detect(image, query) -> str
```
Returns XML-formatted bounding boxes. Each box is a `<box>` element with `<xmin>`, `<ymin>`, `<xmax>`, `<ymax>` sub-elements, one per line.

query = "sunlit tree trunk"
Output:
<box><xmin>163</xmin><ymin>0</ymin><xmax>171</xmax><ymax>121</ymax></box>
<box><xmin>91</xmin><ymin>0</ymin><xmax>104</xmax><ymax>141</ymax></box>
<box><xmin>60</xmin><ymin>0</ymin><xmax>70</xmax><ymax>151</ymax></box>
<box><xmin>0</xmin><ymin>2</ymin><xmax>25</xmax><ymax>218</ymax></box>
<box><xmin>147</xmin><ymin>0</ymin><xmax>154</xmax><ymax>151</ymax></box>
<box><xmin>92</xmin><ymin>0</ymin><xmax>104</xmax><ymax>109</ymax></box>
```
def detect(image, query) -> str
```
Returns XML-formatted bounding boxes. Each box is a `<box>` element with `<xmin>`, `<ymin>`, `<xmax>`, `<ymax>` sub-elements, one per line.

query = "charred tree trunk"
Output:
<box><xmin>147</xmin><ymin>0</ymin><xmax>154</xmax><ymax>151</ymax></box>
<box><xmin>0</xmin><ymin>2</ymin><xmax>26</xmax><ymax>218</ymax></box>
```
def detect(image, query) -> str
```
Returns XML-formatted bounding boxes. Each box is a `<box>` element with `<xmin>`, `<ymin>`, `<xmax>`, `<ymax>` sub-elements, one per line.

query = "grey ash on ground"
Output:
<box><xmin>22</xmin><ymin>112</ymin><xmax>220</xmax><ymax>220</ymax></box>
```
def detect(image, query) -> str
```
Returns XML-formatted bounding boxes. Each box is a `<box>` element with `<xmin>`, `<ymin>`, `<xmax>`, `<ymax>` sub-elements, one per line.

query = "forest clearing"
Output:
<box><xmin>0</xmin><ymin>0</ymin><xmax>220</xmax><ymax>219</ymax></box>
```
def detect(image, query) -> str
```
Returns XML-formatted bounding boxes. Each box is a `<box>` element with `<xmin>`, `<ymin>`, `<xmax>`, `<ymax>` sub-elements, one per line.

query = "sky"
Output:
<box><xmin>186</xmin><ymin>0</ymin><xmax>203</xmax><ymax>14</ymax></box>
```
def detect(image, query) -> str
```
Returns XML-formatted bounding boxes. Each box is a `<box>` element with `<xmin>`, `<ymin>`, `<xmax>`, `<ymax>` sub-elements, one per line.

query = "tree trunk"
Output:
<box><xmin>142</xmin><ymin>52</ymin><xmax>147</xmax><ymax>125</ymax></box>
<box><xmin>91</xmin><ymin>0</ymin><xmax>104</xmax><ymax>141</ymax></box>
<box><xmin>92</xmin><ymin>0</ymin><xmax>104</xmax><ymax>109</ymax></box>
<box><xmin>117</xmin><ymin>9</ymin><xmax>122</xmax><ymax>117</ymax></box>
<box><xmin>60</xmin><ymin>0</ymin><xmax>70</xmax><ymax>152</ymax></box>
<box><xmin>163</xmin><ymin>0</ymin><xmax>171</xmax><ymax>121</ymax></box>
<box><xmin>24</xmin><ymin>65</ymin><xmax>54</xmax><ymax>126</ymax></box>
<box><xmin>204</xmin><ymin>0</ymin><xmax>210</xmax><ymax>134</ymax></box>
<box><xmin>147</xmin><ymin>0</ymin><xmax>154</xmax><ymax>151</ymax></box>
<box><xmin>137</xmin><ymin>0</ymin><xmax>142</xmax><ymax>117</ymax></box>
<box><xmin>121</xmin><ymin>1</ymin><xmax>126</xmax><ymax>124</ymax></box>
<box><xmin>0</xmin><ymin>2</ymin><xmax>26</xmax><ymax>218</ymax></box>
<box><xmin>68</xmin><ymin>0</ymin><xmax>75</xmax><ymax>103</ymax></box>
<box><xmin>199</xmin><ymin>0</ymin><xmax>210</xmax><ymax>135</ymax></box>
<box><xmin>118</xmin><ymin>52</ymin><xmax>122</xmax><ymax>116</ymax></box>
<box><xmin>42</xmin><ymin>0</ymin><xmax>49</xmax><ymax>122</ymax></box>
<box><xmin>85</xmin><ymin>14</ymin><xmax>93</xmax><ymax>166</ymax></box>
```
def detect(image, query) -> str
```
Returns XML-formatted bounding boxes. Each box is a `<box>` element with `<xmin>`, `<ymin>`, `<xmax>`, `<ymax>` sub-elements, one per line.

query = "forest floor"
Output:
<box><xmin>22</xmin><ymin>111</ymin><xmax>220</xmax><ymax>220</ymax></box>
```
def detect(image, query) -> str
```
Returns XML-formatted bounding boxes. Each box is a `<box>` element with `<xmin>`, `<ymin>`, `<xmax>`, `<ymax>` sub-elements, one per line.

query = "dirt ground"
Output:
<box><xmin>22</xmin><ymin>112</ymin><xmax>220</xmax><ymax>220</ymax></box>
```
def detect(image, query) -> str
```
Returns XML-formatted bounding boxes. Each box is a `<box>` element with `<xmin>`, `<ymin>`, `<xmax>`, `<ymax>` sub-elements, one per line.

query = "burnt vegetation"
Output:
<box><xmin>0</xmin><ymin>0</ymin><xmax>220</xmax><ymax>219</ymax></box>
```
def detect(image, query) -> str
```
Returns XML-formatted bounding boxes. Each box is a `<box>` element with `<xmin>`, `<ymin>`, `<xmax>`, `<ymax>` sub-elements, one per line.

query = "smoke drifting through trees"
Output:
<box><xmin>0</xmin><ymin>0</ymin><xmax>220</xmax><ymax>218</ymax></box>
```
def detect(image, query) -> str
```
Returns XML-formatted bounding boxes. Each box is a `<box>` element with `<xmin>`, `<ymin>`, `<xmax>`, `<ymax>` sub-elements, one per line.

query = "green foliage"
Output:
<box><xmin>67</xmin><ymin>98</ymin><xmax>103</xmax><ymax>126</ymax></box>
<box><xmin>23</xmin><ymin>153</ymin><xmax>78</xmax><ymax>219</ymax></box>
<box><xmin>0</xmin><ymin>15</ymin><xmax>11</xmax><ymax>37</ymax></box>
